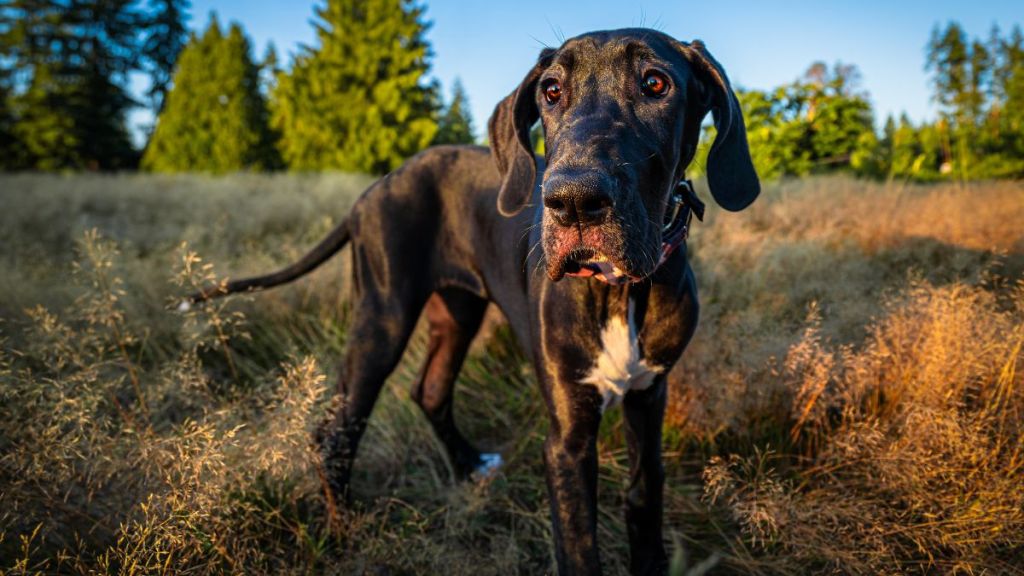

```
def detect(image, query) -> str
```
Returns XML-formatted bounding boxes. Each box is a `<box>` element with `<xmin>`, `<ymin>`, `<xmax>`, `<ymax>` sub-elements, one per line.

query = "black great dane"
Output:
<box><xmin>185</xmin><ymin>28</ymin><xmax>759</xmax><ymax>576</ymax></box>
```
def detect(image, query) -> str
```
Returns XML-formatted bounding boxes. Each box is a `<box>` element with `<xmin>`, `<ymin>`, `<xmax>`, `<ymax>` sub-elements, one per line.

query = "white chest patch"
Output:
<box><xmin>581</xmin><ymin>299</ymin><xmax>662</xmax><ymax>412</ymax></box>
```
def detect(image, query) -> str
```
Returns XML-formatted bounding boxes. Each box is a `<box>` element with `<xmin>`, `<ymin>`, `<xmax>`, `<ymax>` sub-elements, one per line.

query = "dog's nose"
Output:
<box><xmin>542</xmin><ymin>171</ymin><xmax>614</xmax><ymax>227</ymax></box>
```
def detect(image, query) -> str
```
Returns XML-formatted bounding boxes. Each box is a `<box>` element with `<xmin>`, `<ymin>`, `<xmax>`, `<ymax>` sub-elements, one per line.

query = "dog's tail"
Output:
<box><xmin>178</xmin><ymin>217</ymin><xmax>351</xmax><ymax>310</ymax></box>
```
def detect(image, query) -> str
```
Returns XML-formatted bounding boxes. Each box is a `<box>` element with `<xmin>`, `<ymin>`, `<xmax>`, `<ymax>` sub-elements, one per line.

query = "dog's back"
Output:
<box><xmin>344</xmin><ymin>144</ymin><xmax>536</xmax><ymax>340</ymax></box>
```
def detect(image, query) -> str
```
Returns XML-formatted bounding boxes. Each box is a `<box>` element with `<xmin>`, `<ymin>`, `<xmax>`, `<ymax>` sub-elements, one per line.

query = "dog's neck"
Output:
<box><xmin>565</xmin><ymin>179</ymin><xmax>705</xmax><ymax>285</ymax></box>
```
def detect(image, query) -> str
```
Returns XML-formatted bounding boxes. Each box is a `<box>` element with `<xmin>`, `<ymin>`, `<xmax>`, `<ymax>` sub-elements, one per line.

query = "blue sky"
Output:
<box><xmin>131</xmin><ymin>0</ymin><xmax>1022</xmax><ymax>141</ymax></box>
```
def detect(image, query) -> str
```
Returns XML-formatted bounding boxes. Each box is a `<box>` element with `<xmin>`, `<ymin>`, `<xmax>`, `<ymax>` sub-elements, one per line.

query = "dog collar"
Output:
<box><xmin>565</xmin><ymin>179</ymin><xmax>705</xmax><ymax>285</ymax></box>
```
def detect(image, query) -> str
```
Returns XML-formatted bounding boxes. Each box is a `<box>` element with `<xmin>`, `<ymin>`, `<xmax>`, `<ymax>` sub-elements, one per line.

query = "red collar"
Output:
<box><xmin>566</xmin><ymin>180</ymin><xmax>704</xmax><ymax>285</ymax></box>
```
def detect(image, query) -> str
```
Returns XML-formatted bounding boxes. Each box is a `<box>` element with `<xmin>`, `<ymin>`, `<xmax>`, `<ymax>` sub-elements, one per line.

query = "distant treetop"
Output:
<box><xmin>142</xmin><ymin>15</ymin><xmax>280</xmax><ymax>173</ymax></box>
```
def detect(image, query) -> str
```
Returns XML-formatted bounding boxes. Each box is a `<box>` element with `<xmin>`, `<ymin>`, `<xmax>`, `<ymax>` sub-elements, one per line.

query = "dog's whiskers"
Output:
<box><xmin>615</xmin><ymin>151</ymin><xmax>657</xmax><ymax>169</ymax></box>
<box><xmin>523</xmin><ymin>239</ymin><xmax>545</xmax><ymax>274</ymax></box>
<box><xmin>518</xmin><ymin>221</ymin><xmax>542</xmax><ymax>244</ymax></box>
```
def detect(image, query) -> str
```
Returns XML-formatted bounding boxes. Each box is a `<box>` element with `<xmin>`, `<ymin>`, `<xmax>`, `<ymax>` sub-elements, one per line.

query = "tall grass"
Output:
<box><xmin>0</xmin><ymin>174</ymin><xmax>1021</xmax><ymax>574</ymax></box>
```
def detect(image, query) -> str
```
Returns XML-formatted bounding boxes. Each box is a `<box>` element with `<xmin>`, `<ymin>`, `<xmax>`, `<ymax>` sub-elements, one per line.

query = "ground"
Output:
<box><xmin>1</xmin><ymin>173</ymin><xmax>1022</xmax><ymax>575</ymax></box>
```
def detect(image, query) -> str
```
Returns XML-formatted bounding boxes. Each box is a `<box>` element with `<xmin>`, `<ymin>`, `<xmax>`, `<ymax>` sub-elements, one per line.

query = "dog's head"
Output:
<box><xmin>489</xmin><ymin>29</ymin><xmax>759</xmax><ymax>281</ymax></box>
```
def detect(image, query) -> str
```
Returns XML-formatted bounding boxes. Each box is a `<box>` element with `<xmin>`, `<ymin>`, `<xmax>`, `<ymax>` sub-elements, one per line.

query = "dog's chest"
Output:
<box><xmin>581</xmin><ymin>300</ymin><xmax>663</xmax><ymax>411</ymax></box>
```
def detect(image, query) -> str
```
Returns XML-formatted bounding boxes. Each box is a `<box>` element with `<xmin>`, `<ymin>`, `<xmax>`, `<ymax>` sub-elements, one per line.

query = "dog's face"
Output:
<box><xmin>489</xmin><ymin>29</ymin><xmax>760</xmax><ymax>282</ymax></box>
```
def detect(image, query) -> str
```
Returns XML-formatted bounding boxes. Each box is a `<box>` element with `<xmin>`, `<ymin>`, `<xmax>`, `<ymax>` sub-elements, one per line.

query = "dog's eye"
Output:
<box><xmin>641</xmin><ymin>71</ymin><xmax>669</xmax><ymax>97</ymax></box>
<box><xmin>542</xmin><ymin>80</ymin><xmax>562</xmax><ymax>105</ymax></box>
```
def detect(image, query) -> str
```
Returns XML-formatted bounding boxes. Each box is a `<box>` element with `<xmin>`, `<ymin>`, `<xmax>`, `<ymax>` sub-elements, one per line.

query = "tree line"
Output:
<box><xmin>1</xmin><ymin>5</ymin><xmax>1021</xmax><ymax>181</ymax></box>
<box><xmin>0</xmin><ymin>0</ymin><xmax>189</xmax><ymax>169</ymax></box>
<box><xmin>0</xmin><ymin>0</ymin><xmax>474</xmax><ymax>173</ymax></box>
<box><xmin>697</xmin><ymin>21</ymin><xmax>1024</xmax><ymax>182</ymax></box>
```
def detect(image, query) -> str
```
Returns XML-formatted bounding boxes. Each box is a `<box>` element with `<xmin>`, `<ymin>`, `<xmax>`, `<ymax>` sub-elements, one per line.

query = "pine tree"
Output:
<box><xmin>142</xmin><ymin>0</ymin><xmax>190</xmax><ymax>114</ymax></box>
<box><xmin>271</xmin><ymin>0</ymin><xmax>438</xmax><ymax>174</ymax></box>
<box><xmin>889</xmin><ymin>114</ymin><xmax>922</xmax><ymax>179</ymax></box>
<box><xmin>879</xmin><ymin>114</ymin><xmax>897</xmax><ymax>176</ymax></box>
<box><xmin>966</xmin><ymin>39</ymin><xmax>992</xmax><ymax>128</ymax></box>
<box><xmin>927</xmin><ymin>23</ymin><xmax>970</xmax><ymax>117</ymax></box>
<box><xmin>12</xmin><ymin>64</ymin><xmax>83</xmax><ymax>170</ymax></box>
<box><xmin>918</xmin><ymin>120</ymin><xmax>949</xmax><ymax>179</ymax></box>
<box><xmin>0</xmin><ymin>61</ymin><xmax>21</xmax><ymax>169</ymax></box>
<box><xmin>433</xmin><ymin>78</ymin><xmax>475</xmax><ymax>145</ymax></box>
<box><xmin>76</xmin><ymin>60</ymin><xmax>139</xmax><ymax>169</ymax></box>
<box><xmin>996</xmin><ymin>25</ymin><xmax>1024</xmax><ymax>168</ymax></box>
<box><xmin>1</xmin><ymin>0</ymin><xmax>142</xmax><ymax>170</ymax></box>
<box><xmin>142</xmin><ymin>16</ymin><xmax>279</xmax><ymax>172</ymax></box>
<box><xmin>994</xmin><ymin>26</ymin><xmax>1024</xmax><ymax>109</ymax></box>
<box><xmin>260</xmin><ymin>42</ymin><xmax>281</xmax><ymax>93</ymax></box>
<box><xmin>926</xmin><ymin>22</ymin><xmax>997</xmax><ymax>180</ymax></box>
<box><xmin>850</xmin><ymin>130</ymin><xmax>884</xmax><ymax>178</ymax></box>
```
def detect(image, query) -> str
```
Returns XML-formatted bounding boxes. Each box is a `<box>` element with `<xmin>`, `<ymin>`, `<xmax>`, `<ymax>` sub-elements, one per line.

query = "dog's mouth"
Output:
<box><xmin>562</xmin><ymin>248</ymin><xmax>630</xmax><ymax>277</ymax></box>
<box><xmin>546</xmin><ymin>240</ymin><xmax>636</xmax><ymax>282</ymax></box>
<box><xmin>542</xmin><ymin>202</ymin><xmax>659</xmax><ymax>283</ymax></box>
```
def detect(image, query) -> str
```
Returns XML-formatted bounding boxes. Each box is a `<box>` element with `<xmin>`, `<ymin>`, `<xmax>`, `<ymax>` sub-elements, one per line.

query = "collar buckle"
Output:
<box><xmin>662</xmin><ymin>192</ymin><xmax>685</xmax><ymax>233</ymax></box>
<box><xmin>663</xmin><ymin>179</ymin><xmax>702</xmax><ymax>233</ymax></box>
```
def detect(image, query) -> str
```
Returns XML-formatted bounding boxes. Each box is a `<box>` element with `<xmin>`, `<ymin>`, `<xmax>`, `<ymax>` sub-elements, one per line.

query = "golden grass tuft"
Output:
<box><xmin>696</xmin><ymin>281</ymin><xmax>1024</xmax><ymax>573</ymax></box>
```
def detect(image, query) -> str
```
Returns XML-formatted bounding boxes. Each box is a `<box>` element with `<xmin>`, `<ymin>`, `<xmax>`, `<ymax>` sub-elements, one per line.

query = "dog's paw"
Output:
<box><xmin>471</xmin><ymin>452</ymin><xmax>503</xmax><ymax>481</ymax></box>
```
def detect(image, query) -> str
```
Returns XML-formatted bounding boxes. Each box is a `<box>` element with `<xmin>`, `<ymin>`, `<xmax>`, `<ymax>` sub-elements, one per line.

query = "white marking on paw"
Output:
<box><xmin>473</xmin><ymin>453</ymin><xmax>503</xmax><ymax>480</ymax></box>
<box><xmin>176</xmin><ymin>300</ymin><xmax>192</xmax><ymax>312</ymax></box>
<box><xmin>581</xmin><ymin>299</ymin><xmax>661</xmax><ymax>412</ymax></box>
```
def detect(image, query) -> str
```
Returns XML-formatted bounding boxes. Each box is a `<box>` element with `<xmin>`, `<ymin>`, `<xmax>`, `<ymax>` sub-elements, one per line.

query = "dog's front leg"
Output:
<box><xmin>541</xmin><ymin>375</ymin><xmax>604</xmax><ymax>575</ymax></box>
<box><xmin>623</xmin><ymin>377</ymin><xmax>668</xmax><ymax>575</ymax></box>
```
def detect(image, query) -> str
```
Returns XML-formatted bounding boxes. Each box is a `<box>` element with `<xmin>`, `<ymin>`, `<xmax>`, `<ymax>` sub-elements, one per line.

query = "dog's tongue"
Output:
<box><xmin>560</xmin><ymin>253</ymin><xmax>631</xmax><ymax>283</ymax></box>
<box><xmin>548</xmin><ymin>252</ymin><xmax>593</xmax><ymax>281</ymax></box>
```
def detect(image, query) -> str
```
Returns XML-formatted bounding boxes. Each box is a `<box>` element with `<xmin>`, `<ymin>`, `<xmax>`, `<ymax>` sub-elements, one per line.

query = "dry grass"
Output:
<box><xmin>0</xmin><ymin>174</ymin><xmax>1021</xmax><ymax>575</ymax></box>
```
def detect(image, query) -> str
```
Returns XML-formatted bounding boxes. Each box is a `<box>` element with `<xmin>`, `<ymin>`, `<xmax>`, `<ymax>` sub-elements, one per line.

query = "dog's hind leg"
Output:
<box><xmin>410</xmin><ymin>288</ymin><xmax>492</xmax><ymax>480</ymax></box>
<box><xmin>317</xmin><ymin>286</ymin><xmax>427</xmax><ymax>501</ymax></box>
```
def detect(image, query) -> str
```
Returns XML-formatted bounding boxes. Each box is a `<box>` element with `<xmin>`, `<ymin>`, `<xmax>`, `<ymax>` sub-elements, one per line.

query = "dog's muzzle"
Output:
<box><xmin>565</xmin><ymin>180</ymin><xmax>705</xmax><ymax>285</ymax></box>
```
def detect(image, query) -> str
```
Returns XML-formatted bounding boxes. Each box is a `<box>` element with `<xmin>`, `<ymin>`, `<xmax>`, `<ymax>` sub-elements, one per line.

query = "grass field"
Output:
<box><xmin>1</xmin><ymin>173</ymin><xmax>1022</xmax><ymax>575</ymax></box>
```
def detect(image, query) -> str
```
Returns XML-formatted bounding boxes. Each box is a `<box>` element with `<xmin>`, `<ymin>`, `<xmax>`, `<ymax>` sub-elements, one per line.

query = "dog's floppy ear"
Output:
<box><xmin>488</xmin><ymin>49</ymin><xmax>554</xmax><ymax>217</ymax></box>
<box><xmin>678</xmin><ymin>40</ymin><xmax>760</xmax><ymax>211</ymax></box>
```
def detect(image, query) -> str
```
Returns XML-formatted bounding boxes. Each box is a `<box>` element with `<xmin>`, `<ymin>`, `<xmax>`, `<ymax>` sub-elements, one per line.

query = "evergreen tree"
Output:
<box><xmin>917</xmin><ymin>120</ymin><xmax>949</xmax><ymax>179</ymax></box>
<box><xmin>142</xmin><ymin>16</ymin><xmax>279</xmax><ymax>172</ymax></box>
<box><xmin>260</xmin><ymin>42</ymin><xmax>280</xmax><ymax>93</ymax></box>
<box><xmin>967</xmin><ymin>38</ymin><xmax>992</xmax><ymax>127</ymax></box>
<box><xmin>271</xmin><ymin>0</ymin><xmax>438</xmax><ymax>174</ymax></box>
<box><xmin>995</xmin><ymin>25</ymin><xmax>1024</xmax><ymax>174</ymax></box>
<box><xmin>993</xmin><ymin>26</ymin><xmax>1024</xmax><ymax>109</ymax></box>
<box><xmin>142</xmin><ymin>0</ymin><xmax>190</xmax><ymax>114</ymax></box>
<box><xmin>927</xmin><ymin>23</ymin><xmax>971</xmax><ymax>117</ymax></box>
<box><xmin>888</xmin><ymin>114</ymin><xmax>916</xmax><ymax>178</ymax></box>
<box><xmin>877</xmin><ymin>114</ymin><xmax>897</xmax><ymax>176</ymax></box>
<box><xmin>76</xmin><ymin>60</ymin><xmax>139</xmax><ymax>168</ymax></box>
<box><xmin>1</xmin><ymin>0</ymin><xmax>142</xmax><ymax>170</ymax></box>
<box><xmin>433</xmin><ymin>78</ymin><xmax>475</xmax><ymax>145</ymax></box>
<box><xmin>926</xmin><ymin>22</ymin><xmax>996</xmax><ymax>180</ymax></box>
<box><xmin>850</xmin><ymin>130</ymin><xmax>884</xmax><ymax>178</ymax></box>
<box><xmin>0</xmin><ymin>61</ymin><xmax>21</xmax><ymax>169</ymax></box>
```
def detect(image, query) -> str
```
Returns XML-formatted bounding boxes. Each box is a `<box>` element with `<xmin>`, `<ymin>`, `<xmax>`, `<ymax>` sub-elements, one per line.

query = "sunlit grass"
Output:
<box><xmin>1</xmin><ymin>173</ymin><xmax>1021</xmax><ymax>574</ymax></box>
